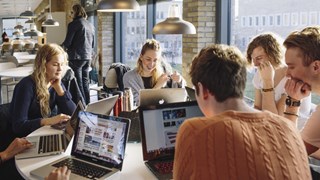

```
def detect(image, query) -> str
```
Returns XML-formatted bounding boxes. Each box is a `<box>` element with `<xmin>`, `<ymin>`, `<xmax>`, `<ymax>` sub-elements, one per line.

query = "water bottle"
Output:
<box><xmin>112</xmin><ymin>91</ymin><xmax>123</xmax><ymax>116</ymax></box>
<box><xmin>124</xmin><ymin>87</ymin><xmax>134</xmax><ymax>111</ymax></box>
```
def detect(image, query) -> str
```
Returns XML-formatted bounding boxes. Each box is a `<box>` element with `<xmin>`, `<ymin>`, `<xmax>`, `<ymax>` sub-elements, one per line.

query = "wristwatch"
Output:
<box><xmin>285</xmin><ymin>96</ymin><xmax>301</xmax><ymax>107</ymax></box>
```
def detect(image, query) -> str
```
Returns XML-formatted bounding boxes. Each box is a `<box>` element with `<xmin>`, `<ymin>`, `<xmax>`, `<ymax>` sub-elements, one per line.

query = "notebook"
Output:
<box><xmin>185</xmin><ymin>86</ymin><xmax>196</xmax><ymax>101</ymax></box>
<box><xmin>139</xmin><ymin>101</ymin><xmax>203</xmax><ymax>179</ymax></box>
<box><xmin>139</xmin><ymin>88</ymin><xmax>187</xmax><ymax>107</ymax></box>
<box><xmin>16</xmin><ymin>101</ymin><xmax>85</xmax><ymax>159</ymax></box>
<box><xmin>31</xmin><ymin>111</ymin><xmax>131</xmax><ymax>180</ymax></box>
<box><xmin>86</xmin><ymin>95</ymin><xmax>119</xmax><ymax>115</ymax></box>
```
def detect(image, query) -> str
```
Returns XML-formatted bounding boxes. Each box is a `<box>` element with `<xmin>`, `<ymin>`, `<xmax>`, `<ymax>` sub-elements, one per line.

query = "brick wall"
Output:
<box><xmin>97</xmin><ymin>12</ymin><xmax>114</xmax><ymax>80</ymax></box>
<box><xmin>182</xmin><ymin>0</ymin><xmax>216</xmax><ymax>87</ymax></box>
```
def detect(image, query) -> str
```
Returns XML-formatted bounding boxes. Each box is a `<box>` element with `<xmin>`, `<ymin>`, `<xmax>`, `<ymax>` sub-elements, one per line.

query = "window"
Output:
<box><xmin>269</xmin><ymin>15</ymin><xmax>274</xmax><ymax>26</ymax></box>
<box><xmin>154</xmin><ymin>1</ymin><xmax>183</xmax><ymax>73</ymax></box>
<box><xmin>122</xmin><ymin>4</ymin><xmax>147</xmax><ymax>64</ymax></box>
<box><xmin>309</xmin><ymin>11</ymin><xmax>318</xmax><ymax>25</ymax></box>
<box><xmin>241</xmin><ymin>16</ymin><xmax>246</xmax><ymax>27</ymax></box>
<box><xmin>255</xmin><ymin>16</ymin><xmax>259</xmax><ymax>26</ymax></box>
<box><xmin>261</xmin><ymin>15</ymin><xmax>266</xmax><ymax>26</ymax></box>
<box><xmin>283</xmin><ymin>13</ymin><xmax>290</xmax><ymax>26</ymax></box>
<box><xmin>300</xmin><ymin>12</ymin><xmax>308</xmax><ymax>25</ymax></box>
<box><xmin>275</xmin><ymin>14</ymin><xmax>281</xmax><ymax>26</ymax></box>
<box><xmin>231</xmin><ymin>0</ymin><xmax>320</xmax><ymax>104</ymax></box>
<box><xmin>120</xmin><ymin>0</ymin><xmax>183</xmax><ymax>73</ymax></box>
<box><xmin>291</xmin><ymin>13</ymin><xmax>299</xmax><ymax>26</ymax></box>
<box><xmin>248</xmin><ymin>16</ymin><xmax>253</xmax><ymax>26</ymax></box>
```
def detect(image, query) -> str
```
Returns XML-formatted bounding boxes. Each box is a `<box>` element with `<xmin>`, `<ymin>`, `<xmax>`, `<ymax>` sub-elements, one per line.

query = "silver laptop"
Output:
<box><xmin>86</xmin><ymin>95</ymin><xmax>119</xmax><ymax>115</ymax></box>
<box><xmin>139</xmin><ymin>88</ymin><xmax>187</xmax><ymax>107</ymax></box>
<box><xmin>31</xmin><ymin>111</ymin><xmax>131</xmax><ymax>180</ymax></box>
<box><xmin>16</xmin><ymin>101</ymin><xmax>85</xmax><ymax>159</ymax></box>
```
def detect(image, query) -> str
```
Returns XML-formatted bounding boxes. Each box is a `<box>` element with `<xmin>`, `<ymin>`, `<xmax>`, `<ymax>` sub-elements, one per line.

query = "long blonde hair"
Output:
<box><xmin>136</xmin><ymin>39</ymin><xmax>163</xmax><ymax>87</ymax></box>
<box><xmin>31</xmin><ymin>43</ymin><xmax>68</xmax><ymax>117</ymax></box>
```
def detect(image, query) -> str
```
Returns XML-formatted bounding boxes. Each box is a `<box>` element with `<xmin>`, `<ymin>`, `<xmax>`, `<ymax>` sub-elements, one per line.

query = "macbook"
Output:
<box><xmin>139</xmin><ymin>88</ymin><xmax>187</xmax><ymax>107</ymax></box>
<box><xmin>86</xmin><ymin>95</ymin><xmax>119</xmax><ymax>115</ymax></box>
<box><xmin>185</xmin><ymin>86</ymin><xmax>196</xmax><ymax>101</ymax></box>
<box><xmin>16</xmin><ymin>101</ymin><xmax>85</xmax><ymax>159</ymax></box>
<box><xmin>31</xmin><ymin>111</ymin><xmax>131</xmax><ymax>180</ymax></box>
<box><xmin>139</xmin><ymin>101</ymin><xmax>203</xmax><ymax>179</ymax></box>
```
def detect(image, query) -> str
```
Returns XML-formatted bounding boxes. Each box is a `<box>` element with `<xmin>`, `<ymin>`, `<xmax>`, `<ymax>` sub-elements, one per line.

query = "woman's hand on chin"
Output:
<box><xmin>50</xmin><ymin>78</ymin><xmax>65</xmax><ymax>96</ymax></box>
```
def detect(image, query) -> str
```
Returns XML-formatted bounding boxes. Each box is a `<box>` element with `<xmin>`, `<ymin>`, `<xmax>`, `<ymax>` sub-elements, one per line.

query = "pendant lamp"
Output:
<box><xmin>152</xmin><ymin>4</ymin><xmax>196</xmax><ymax>34</ymax></box>
<box><xmin>20</xmin><ymin>0</ymin><xmax>36</xmax><ymax>18</ymax></box>
<box><xmin>97</xmin><ymin>0</ymin><xmax>140</xmax><ymax>12</ymax></box>
<box><xmin>42</xmin><ymin>0</ymin><xmax>59</xmax><ymax>27</ymax></box>
<box><xmin>25</xmin><ymin>18</ymin><xmax>34</xmax><ymax>24</ymax></box>
<box><xmin>24</xmin><ymin>24</ymin><xmax>43</xmax><ymax>37</ymax></box>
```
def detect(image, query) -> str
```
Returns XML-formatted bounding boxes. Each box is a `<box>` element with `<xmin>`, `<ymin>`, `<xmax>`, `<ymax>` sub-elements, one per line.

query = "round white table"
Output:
<box><xmin>15</xmin><ymin>126</ymin><xmax>156</xmax><ymax>180</ymax></box>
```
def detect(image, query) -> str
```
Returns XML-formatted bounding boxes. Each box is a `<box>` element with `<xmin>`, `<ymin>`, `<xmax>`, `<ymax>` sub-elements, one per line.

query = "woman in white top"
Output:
<box><xmin>246</xmin><ymin>32</ymin><xmax>311</xmax><ymax>118</ymax></box>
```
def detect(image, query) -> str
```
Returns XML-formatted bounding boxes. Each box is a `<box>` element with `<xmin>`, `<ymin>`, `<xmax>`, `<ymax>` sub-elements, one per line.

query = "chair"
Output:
<box><xmin>11</xmin><ymin>43</ymin><xmax>24</xmax><ymax>54</ymax></box>
<box><xmin>90</xmin><ymin>63</ymin><xmax>131</xmax><ymax>99</ymax></box>
<box><xmin>1</xmin><ymin>43</ymin><xmax>12</xmax><ymax>56</ymax></box>
<box><xmin>0</xmin><ymin>62</ymin><xmax>19</xmax><ymax>103</ymax></box>
<box><xmin>24</xmin><ymin>43</ymin><xmax>35</xmax><ymax>54</ymax></box>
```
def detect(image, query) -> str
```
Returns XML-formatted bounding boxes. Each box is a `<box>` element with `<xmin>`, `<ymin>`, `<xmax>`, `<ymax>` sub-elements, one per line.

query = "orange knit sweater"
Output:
<box><xmin>173</xmin><ymin>111</ymin><xmax>311</xmax><ymax>180</ymax></box>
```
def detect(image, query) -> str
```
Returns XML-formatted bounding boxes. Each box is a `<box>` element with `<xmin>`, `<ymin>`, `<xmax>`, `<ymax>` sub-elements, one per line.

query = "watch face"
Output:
<box><xmin>285</xmin><ymin>97</ymin><xmax>301</xmax><ymax>107</ymax></box>
<box><xmin>285</xmin><ymin>98</ymin><xmax>291</xmax><ymax>106</ymax></box>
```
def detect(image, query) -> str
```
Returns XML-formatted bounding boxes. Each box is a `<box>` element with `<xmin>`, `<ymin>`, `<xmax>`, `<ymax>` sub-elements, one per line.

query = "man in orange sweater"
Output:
<box><xmin>173</xmin><ymin>44</ymin><xmax>311</xmax><ymax>180</ymax></box>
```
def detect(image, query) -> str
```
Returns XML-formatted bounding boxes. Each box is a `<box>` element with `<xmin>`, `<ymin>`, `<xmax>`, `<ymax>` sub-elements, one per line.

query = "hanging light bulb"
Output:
<box><xmin>152</xmin><ymin>4</ymin><xmax>196</xmax><ymax>34</ymax></box>
<box><xmin>42</xmin><ymin>0</ymin><xmax>59</xmax><ymax>27</ymax></box>
<box><xmin>97</xmin><ymin>0</ymin><xmax>140</xmax><ymax>12</ymax></box>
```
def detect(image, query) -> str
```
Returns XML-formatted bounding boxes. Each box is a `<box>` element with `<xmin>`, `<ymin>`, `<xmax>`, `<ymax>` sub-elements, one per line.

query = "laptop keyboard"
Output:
<box><xmin>53</xmin><ymin>158</ymin><xmax>111</xmax><ymax>179</ymax></box>
<box><xmin>153</xmin><ymin>161</ymin><xmax>173</xmax><ymax>174</ymax></box>
<box><xmin>38</xmin><ymin>134</ymin><xmax>60</xmax><ymax>154</ymax></box>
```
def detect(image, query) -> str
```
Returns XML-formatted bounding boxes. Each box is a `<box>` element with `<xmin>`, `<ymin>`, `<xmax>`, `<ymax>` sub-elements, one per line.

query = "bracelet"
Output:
<box><xmin>283</xmin><ymin>112</ymin><xmax>299</xmax><ymax>117</ymax></box>
<box><xmin>262</xmin><ymin>88</ymin><xmax>274</xmax><ymax>92</ymax></box>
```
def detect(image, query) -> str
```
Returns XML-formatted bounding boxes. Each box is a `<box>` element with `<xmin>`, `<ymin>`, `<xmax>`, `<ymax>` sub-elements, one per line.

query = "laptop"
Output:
<box><xmin>31</xmin><ymin>111</ymin><xmax>131</xmax><ymax>180</ymax></box>
<box><xmin>139</xmin><ymin>101</ymin><xmax>203</xmax><ymax>179</ymax></box>
<box><xmin>16</xmin><ymin>101</ymin><xmax>85</xmax><ymax>159</ymax></box>
<box><xmin>139</xmin><ymin>88</ymin><xmax>187</xmax><ymax>107</ymax></box>
<box><xmin>86</xmin><ymin>95</ymin><xmax>119</xmax><ymax>115</ymax></box>
<box><xmin>185</xmin><ymin>86</ymin><xmax>196</xmax><ymax>101</ymax></box>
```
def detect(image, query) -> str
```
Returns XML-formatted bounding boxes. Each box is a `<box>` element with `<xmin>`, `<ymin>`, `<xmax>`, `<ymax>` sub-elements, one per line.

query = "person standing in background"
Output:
<box><xmin>62</xmin><ymin>4</ymin><xmax>95</xmax><ymax>105</ymax></box>
<box><xmin>1</xmin><ymin>31</ymin><xmax>9</xmax><ymax>43</ymax></box>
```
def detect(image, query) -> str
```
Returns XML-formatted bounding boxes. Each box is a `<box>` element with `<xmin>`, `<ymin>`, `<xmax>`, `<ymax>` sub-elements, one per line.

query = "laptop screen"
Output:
<box><xmin>71</xmin><ymin>111</ymin><xmax>130</xmax><ymax>170</ymax></box>
<box><xmin>139</xmin><ymin>101</ymin><xmax>203</xmax><ymax>161</ymax></box>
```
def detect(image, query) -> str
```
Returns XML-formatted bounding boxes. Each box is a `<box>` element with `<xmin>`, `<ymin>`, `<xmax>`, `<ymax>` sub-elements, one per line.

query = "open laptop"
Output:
<box><xmin>139</xmin><ymin>101</ymin><xmax>203</xmax><ymax>179</ymax></box>
<box><xmin>16</xmin><ymin>101</ymin><xmax>85</xmax><ymax>159</ymax></box>
<box><xmin>185</xmin><ymin>86</ymin><xmax>196</xmax><ymax>101</ymax></box>
<box><xmin>31</xmin><ymin>111</ymin><xmax>131</xmax><ymax>180</ymax></box>
<box><xmin>139</xmin><ymin>88</ymin><xmax>187</xmax><ymax>107</ymax></box>
<box><xmin>86</xmin><ymin>95</ymin><xmax>119</xmax><ymax>115</ymax></box>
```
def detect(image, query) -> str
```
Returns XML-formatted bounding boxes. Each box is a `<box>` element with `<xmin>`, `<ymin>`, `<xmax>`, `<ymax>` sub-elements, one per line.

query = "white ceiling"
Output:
<box><xmin>0</xmin><ymin>0</ymin><xmax>42</xmax><ymax>18</ymax></box>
